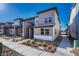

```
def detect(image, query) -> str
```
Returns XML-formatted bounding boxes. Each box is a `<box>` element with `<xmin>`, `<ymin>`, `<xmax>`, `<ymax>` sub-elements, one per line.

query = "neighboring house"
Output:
<box><xmin>22</xmin><ymin>17</ymin><xmax>35</xmax><ymax>39</ymax></box>
<box><xmin>34</xmin><ymin>7</ymin><xmax>60</xmax><ymax>41</ymax></box>
<box><xmin>4</xmin><ymin>22</ymin><xmax>15</xmax><ymax>36</ymax></box>
<box><xmin>68</xmin><ymin>3</ymin><xmax>79</xmax><ymax>40</ymax></box>
<box><xmin>14</xmin><ymin>18</ymin><xmax>23</xmax><ymax>36</ymax></box>
<box><xmin>0</xmin><ymin>23</ymin><xmax>5</xmax><ymax>35</ymax></box>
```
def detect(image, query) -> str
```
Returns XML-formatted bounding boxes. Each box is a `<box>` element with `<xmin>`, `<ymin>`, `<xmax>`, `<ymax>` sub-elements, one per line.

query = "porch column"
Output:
<box><xmin>22</xmin><ymin>22</ymin><xmax>29</xmax><ymax>39</ymax></box>
<box><xmin>29</xmin><ymin>27</ymin><xmax>33</xmax><ymax>39</ymax></box>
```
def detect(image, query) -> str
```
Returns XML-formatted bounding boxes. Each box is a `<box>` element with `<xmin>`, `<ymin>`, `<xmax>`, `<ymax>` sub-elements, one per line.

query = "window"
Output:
<box><xmin>41</xmin><ymin>28</ymin><xmax>49</xmax><ymax>35</ymax></box>
<box><xmin>45</xmin><ymin>29</ymin><xmax>49</xmax><ymax>35</ymax></box>
<box><xmin>41</xmin><ymin>29</ymin><xmax>44</xmax><ymax>35</ymax></box>
<box><xmin>45</xmin><ymin>18</ymin><xmax>47</xmax><ymax>23</ymax></box>
<box><xmin>35</xmin><ymin>18</ymin><xmax>38</xmax><ymax>24</ymax></box>
<box><xmin>49</xmin><ymin>17</ymin><xmax>52</xmax><ymax>23</ymax></box>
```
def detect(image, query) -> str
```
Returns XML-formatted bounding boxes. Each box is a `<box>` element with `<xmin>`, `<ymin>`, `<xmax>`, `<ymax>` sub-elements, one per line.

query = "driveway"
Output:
<box><xmin>59</xmin><ymin>35</ymin><xmax>72</xmax><ymax>48</ymax></box>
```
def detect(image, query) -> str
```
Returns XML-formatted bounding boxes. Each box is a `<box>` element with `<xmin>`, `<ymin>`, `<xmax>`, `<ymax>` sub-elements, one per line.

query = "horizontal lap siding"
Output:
<box><xmin>34</xmin><ymin>27</ymin><xmax>54</xmax><ymax>41</ymax></box>
<box><xmin>34</xmin><ymin>28</ymin><xmax>41</xmax><ymax>35</ymax></box>
<box><xmin>34</xmin><ymin>27</ymin><xmax>53</xmax><ymax>35</ymax></box>
<box><xmin>35</xmin><ymin>10</ymin><xmax>55</xmax><ymax>25</ymax></box>
<box><xmin>34</xmin><ymin>35</ymin><xmax>53</xmax><ymax>41</ymax></box>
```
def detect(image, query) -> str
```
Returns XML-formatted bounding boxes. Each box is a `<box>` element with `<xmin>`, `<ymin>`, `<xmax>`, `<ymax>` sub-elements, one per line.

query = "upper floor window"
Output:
<box><xmin>45</xmin><ymin>18</ymin><xmax>47</xmax><ymax>23</ymax></box>
<box><xmin>49</xmin><ymin>17</ymin><xmax>52</xmax><ymax>23</ymax></box>
<box><xmin>35</xmin><ymin>18</ymin><xmax>38</xmax><ymax>24</ymax></box>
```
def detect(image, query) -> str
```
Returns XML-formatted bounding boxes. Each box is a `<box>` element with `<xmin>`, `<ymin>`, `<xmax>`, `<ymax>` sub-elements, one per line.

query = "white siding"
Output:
<box><xmin>68</xmin><ymin>4</ymin><xmax>79</xmax><ymax>39</ymax></box>
<box><xmin>35</xmin><ymin>10</ymin><xmax>55</xmax><ymax>25</ymax></box>
<box><xmin>34</xmin><ymin>35</ymin><xmax>54</xmax><ymax>41</ymax></box>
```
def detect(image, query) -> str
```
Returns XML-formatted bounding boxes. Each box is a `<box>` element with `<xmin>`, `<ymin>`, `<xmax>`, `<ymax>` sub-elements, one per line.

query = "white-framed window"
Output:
<box><xmin>35</xmin><ymin>18</ymin><xmax>38</xmax><ymax>24</ymax></box>
<box><xmin>44</xmin><ymin>17</ymin><xmax>52</xmax><ymax>23</ymax></box>
<box><xmin>41</xmin><ymin>28</ymin><xmax>49</xmax><ymax>35</ymax></box>
<box><xmin>45</xmin><ymin>18</ymin><xmax>47</xmax><ymax>23</ymax></box>
<box><xmin>49</xmin><ymin>17</ymin><xmax>52</xmax><ymax>23</ymax></box>
<box><xmin>41</xmin><ymin>28</ymin><xmax>44</xmax><ymax>35</ymax></box>
<box><xmin>45</xmin><ymin>29</ymin><xmax>49</xmax><ymax>35</ymax></box>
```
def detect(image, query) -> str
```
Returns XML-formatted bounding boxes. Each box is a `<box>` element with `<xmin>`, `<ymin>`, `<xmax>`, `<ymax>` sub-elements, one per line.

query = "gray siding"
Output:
<box><xmin>35</xmin><ymin>10</ymin><xmax>56</xmax><ymax>26</ymax></box>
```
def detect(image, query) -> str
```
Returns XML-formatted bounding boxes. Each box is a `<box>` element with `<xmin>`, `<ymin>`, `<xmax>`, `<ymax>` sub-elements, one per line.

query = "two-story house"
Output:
<box><xmin>4</xmin><ymin>22</ymin><xmax>15</xmax><ymax>36</ymax></box>
<box><xmin>14</xmin><ymin>18</ymin><xmax>23</xmax><ymax>36</ymax></box>
<box><xmin>34</xmin><ymin>7</ymin><xmax>60</xmax><ymax>41</ymax></box>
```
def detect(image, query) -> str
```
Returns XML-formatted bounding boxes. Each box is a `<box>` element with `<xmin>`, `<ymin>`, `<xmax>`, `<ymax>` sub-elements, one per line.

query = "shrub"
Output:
<box><xmin>35</xmin><ymin>41</ymin><xmax>42</xmax><ymax>46</ymax></box>
<box><xmin>41</xmin><ymin>42</ymin><xmax>48</xmax><ymax>47</ymax></box>
<box><xmin>74</xmin><ymin>48</ymin><xmax>79</xmax><ymax>56</ymax></box>
<box><xmin>44</xmin><ymin>44</ymin><xmax>57</xmax><ymax>53</ymax></box>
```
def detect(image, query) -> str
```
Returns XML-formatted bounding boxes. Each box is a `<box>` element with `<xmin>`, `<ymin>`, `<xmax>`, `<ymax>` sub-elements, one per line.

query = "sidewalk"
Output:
<box><xmin>59</xmin><ymin>35</ymin><xmax>72</xmax><ymax>48</ymax></box>
<box><xmin>56</xmin><ymin>35</ymin><xmax>74</xmax><ymax>56</ymax></box>
<box><xmin>0</xmin><ymin>37</ymin><xmax>74</xmax><ymax>56</ymax></box>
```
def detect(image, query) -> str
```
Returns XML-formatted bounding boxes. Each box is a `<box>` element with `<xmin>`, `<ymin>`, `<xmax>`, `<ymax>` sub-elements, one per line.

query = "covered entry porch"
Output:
<box><xmin>22</xmin><ymin>21</ymin><xmax>33</xmax><ymax>39</ymax></box>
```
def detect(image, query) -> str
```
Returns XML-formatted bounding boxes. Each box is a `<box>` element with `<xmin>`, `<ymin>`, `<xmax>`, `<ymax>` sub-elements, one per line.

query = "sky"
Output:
<box><xmin>0</xmin><ymin>3</ymin><xmax>73</xmax><ymax>30</ymax></box>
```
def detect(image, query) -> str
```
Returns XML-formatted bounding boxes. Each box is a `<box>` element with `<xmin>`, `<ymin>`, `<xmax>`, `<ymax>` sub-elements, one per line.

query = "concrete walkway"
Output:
<box><xmin>55</xmin><ymin>35</ymin><xmax>75</xmax><ymax>56</ymax></box>
<box><xmin>59</xmin><ymin>35</ymin><xmax>72</xmax><ymax>48</ymax></box>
